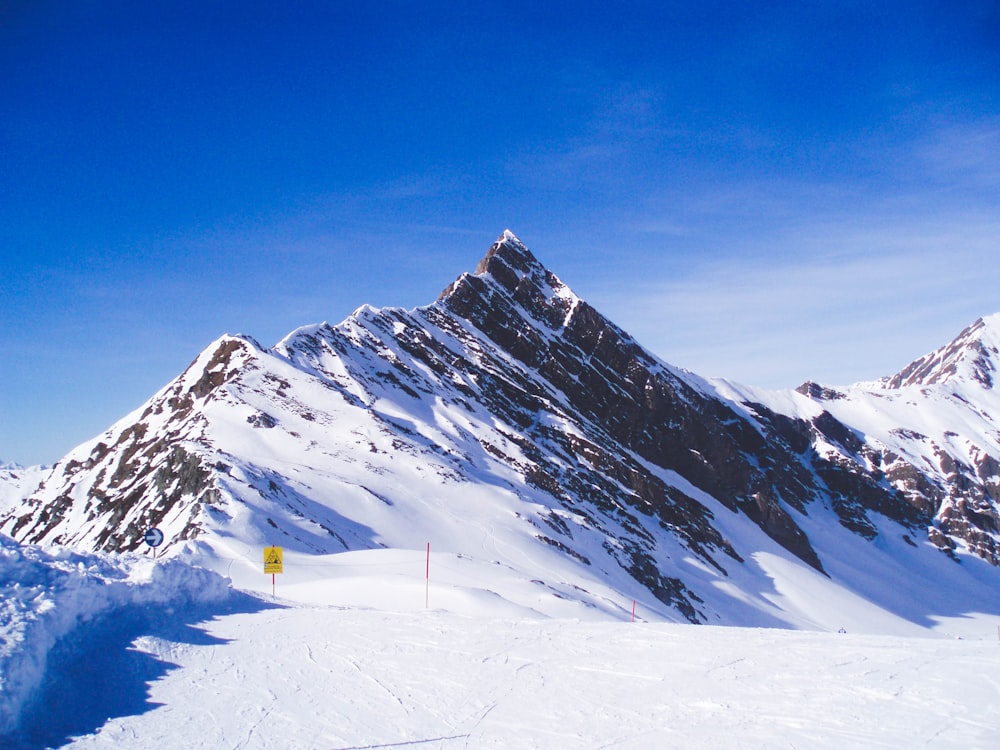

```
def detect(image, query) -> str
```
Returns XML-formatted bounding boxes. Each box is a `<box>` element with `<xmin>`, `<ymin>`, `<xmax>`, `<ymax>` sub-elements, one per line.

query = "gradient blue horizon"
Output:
<box><xmin>2</xmin><ymin>1</ymin><xmax>999</xmax><ymax>465</ymax></box>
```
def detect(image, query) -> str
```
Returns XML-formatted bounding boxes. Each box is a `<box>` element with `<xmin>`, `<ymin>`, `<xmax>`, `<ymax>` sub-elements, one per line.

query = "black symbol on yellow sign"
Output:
<box><xmin>264</xmin><ymin>546</ymin><xmax>284</xmax><ymax>574</ymax></box>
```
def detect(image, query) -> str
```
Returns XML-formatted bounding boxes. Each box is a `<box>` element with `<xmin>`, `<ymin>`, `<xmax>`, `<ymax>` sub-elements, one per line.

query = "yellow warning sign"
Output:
<box><xmin>264</xmin><ymin>546</ymin><xmax>283</xmax><ymax>574</ymax></box>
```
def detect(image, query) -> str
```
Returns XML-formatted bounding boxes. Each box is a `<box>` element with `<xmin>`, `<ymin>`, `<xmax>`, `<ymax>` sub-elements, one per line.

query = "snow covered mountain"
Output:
<box><xmin>785</xmin><ymin>313</ymin><xmax>1000</xmax><ymax>563</ymax></box>
<box><xmin>5</xmin><ymin>232</ymin><xmax>1000</xmax><ymax>630</ymax></box>
<box><xmin>0</xmin><ymin>463</ymin><xmax>46</xmax><ymax>516</ymax></box>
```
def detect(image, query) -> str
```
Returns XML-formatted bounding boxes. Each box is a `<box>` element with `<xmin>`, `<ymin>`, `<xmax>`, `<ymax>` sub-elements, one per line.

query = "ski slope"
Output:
<box><xmin>4</xmin><ymin>537</ymin><xmax>1000</xmax><ymax>749</ymax></box>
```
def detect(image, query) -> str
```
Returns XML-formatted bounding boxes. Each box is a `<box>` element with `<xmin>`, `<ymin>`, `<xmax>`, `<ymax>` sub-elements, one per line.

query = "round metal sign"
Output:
<box><xmin>144</xmin><ymin>527</ymin><xmax>164</xmax><ymax>548</ymax></box>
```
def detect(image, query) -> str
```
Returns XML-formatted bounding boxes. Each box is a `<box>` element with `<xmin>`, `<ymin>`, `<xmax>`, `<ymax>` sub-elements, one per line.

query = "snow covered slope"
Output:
<box><xmin>5</xmin><ymin>232</ymin><xmax>1000</xmax><ymax>632</ymax></box>
<box><xmin>0</xmin><ymin>464</ymin><xmax>47</xmax><ymax>516</ymax></box>
<box><xmin>3</xmin><ymin>538</ymin><xmax>999</xmax><ymax>749</ymax></box>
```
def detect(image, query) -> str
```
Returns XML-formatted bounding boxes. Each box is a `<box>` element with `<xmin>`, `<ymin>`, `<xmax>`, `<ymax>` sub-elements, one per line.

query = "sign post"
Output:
<box><xmin>144</xmin><ymin>527</ymin><xmax>164</xmax><ymax>558</ymax></box>
<box><xmin>264</xmin><ymin>545</ymin><xmax>283</xmax><ymax>597</ymax></box>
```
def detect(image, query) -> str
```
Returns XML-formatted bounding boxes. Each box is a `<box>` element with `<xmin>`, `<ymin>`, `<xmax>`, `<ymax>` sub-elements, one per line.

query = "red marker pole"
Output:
<box><xmin>425</xmin><ymin>542</ymin><xmax>430</xmax><ymax>609</ymax></box>
<box><xmin>632</xmin><ymin>599</ymin><xmax>636</xmax><ymax>623</ymax></box>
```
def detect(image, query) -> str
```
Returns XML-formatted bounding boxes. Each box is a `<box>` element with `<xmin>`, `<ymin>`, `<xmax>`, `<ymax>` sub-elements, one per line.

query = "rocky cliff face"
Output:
<box><xmin>5</xmin><ymin>232</ymin><xmax>1000</xmax><ymax>625</ymax></box>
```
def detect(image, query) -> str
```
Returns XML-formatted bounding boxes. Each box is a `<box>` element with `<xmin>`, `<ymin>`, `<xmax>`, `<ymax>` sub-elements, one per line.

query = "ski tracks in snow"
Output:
<box><xmin>58</xmin><ymin>604</ymin><xmax>1000</xmax><ymax>749</ymax></box>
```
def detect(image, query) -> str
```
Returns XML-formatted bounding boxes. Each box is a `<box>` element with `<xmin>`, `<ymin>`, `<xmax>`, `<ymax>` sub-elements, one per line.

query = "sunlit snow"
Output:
<box><xmin>3</xmin><ymin>537</ymin><xmax>1000</xmax><ymax>749</ymax></box>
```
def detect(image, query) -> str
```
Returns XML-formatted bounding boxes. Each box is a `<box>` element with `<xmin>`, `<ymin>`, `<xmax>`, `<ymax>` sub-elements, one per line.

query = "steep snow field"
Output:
<box><xmin>0</xmin><ymin>465</ymin><xmax>45</xmax><ymax>516</ymax></box>
<box><xmin>3</xmin><ymin>536</ymin><xmax>1000</xmax><ymax>749</ymax></box>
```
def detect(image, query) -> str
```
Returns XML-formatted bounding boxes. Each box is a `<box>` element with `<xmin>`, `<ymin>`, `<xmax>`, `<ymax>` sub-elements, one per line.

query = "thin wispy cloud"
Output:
<box><xmin>914</xmin><ymin>117</ymin><xmax>1000</xmax><ymax>188</ymax></box>
<box><xmin>595</xmin><ymin>208</ymin><xmax>1000</xmax><ymax>387</ymax></box>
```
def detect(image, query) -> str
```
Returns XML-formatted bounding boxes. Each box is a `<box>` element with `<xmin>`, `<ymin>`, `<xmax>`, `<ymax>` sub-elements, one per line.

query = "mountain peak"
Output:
<box><xmin>884</xmin><ymin>313</ymin><xmax>1000</xmax><ymax>389</ymax></box>
<box><xmin>437</xmin><ymin>231</ymin><xmax>577</xmax><ymax>320</ymax></box>
<box><xmin>501</xmin><ymin>227</ymin><xmax>522</xmax><ymax>244</ymax></box>
<box><xmin>474</xmin><ymin>229</ymin><xmax>544</xmax><ymax>279</ymax></box>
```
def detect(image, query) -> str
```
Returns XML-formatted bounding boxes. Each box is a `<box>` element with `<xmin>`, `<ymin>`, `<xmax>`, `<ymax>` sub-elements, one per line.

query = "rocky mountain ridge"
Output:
<box><xmin>5</xmin><ymin>232</ymin><xmax>1000</xmax><ymax>627</ymax></box>
<box><xmin>784</xmin><ymin>312</ymin><xmax>1000</xmax><ymax>564</ymax></box>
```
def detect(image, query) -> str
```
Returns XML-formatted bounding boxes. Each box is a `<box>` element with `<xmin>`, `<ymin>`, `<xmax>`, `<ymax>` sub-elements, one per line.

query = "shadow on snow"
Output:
<box><xmin>2</xmin><ymin>590</ymin><xmax>282</xmax><ymax>750</ymax></box>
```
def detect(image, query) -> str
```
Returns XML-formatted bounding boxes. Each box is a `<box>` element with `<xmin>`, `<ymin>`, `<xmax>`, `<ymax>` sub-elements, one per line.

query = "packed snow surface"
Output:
<box><xmin>3</xmin><ymin>536</ymin><xmax>1000</xmax><ymax>749</ymax></box>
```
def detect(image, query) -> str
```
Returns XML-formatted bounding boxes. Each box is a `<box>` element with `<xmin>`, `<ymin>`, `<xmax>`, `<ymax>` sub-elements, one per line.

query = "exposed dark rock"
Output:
<box><xmin>795</xmin><ymin>381</ymin><xmax>846</xmax><ymax>400</ymax></box>
<box><xmin>248</xmin><ymin>412</ymin><xmax>277</xmax><ymax>428</ymax></box>
<box><xmin>191</xmin><ymin>339</ymin><xmax>246</xmax><ymax>397</ymax></box>
<box><xmin>811</xmin><ymin>411</ymin><xmax>865</xmax><ymax>455</ymax></box>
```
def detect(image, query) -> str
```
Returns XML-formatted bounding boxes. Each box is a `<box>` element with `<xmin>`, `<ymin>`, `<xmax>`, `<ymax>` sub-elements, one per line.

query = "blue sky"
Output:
<box><xmin>2</xmin><ymin>1</ymin><xmax>999</xmax><ymax>465</ymax></box>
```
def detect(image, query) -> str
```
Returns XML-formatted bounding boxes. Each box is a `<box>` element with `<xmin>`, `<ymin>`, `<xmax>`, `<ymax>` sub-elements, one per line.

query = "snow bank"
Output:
<box><xmin>0</xmin><ymin>534</ymin><xmax>231</xmax><ymax>736</ymax></box>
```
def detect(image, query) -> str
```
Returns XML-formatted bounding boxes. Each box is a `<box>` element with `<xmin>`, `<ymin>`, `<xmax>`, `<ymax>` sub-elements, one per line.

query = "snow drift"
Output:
<box><xmin>0</xmin><ymin>534</ymin><xmax>232</xmax><ymax>740</ymax></box>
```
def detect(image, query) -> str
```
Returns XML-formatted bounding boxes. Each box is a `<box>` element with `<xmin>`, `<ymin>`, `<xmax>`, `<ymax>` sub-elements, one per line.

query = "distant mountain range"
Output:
<box><xmin>5</xmin><ymin>231</ymin><xmax>1000</xmax><ymax>628</ymax></box>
